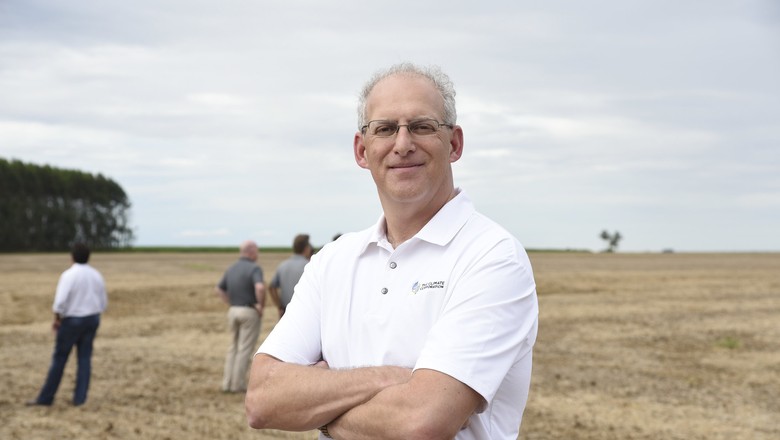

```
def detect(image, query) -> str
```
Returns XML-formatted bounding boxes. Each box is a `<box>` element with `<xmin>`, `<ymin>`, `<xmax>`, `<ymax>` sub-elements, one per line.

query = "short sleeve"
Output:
<box><xmin>252</xmin><ymin>265</ymin><xmax>264</xmax><ymax>284</ymax></box>
<box><xmin>52</xmin><ymin>270</ymin><xmax>74</xmax><ymax>314</ymax></box>
<box><xmin>414</xmin><ymin>238</ymin><xmax>538</xmax><ymax>404</ymax></box>
<box><xmin>217</xmin><ymin>272</ymin><xmax>228</xmax><ymax>291</ymax></box>
<box><xmin>270</xmin><ymin>270</ymin><xmax>281</xmax><ymax>288</ymax></box>
<box><xmin>256</xmin><ymin>258</ymin><xmax>322</xmax><ymax>364</ymax></box>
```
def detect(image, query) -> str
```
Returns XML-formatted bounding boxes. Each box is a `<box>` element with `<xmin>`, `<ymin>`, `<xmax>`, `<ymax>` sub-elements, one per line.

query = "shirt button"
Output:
<box><xmin>389</xmin><ymin>262</ymin><xmax>397</xmax><ymax>269</ymax></box>
<box><xmin>381</xmin><ymin>287</ymin><xmax>388</xmax><ymax>295</ymax></box>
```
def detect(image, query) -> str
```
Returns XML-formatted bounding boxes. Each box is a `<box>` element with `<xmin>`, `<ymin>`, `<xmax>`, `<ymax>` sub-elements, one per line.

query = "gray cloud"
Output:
<box><xmin>1</xmin><ymin>0</ymin><xmax>778</xmax><ymax>251</ymax></box>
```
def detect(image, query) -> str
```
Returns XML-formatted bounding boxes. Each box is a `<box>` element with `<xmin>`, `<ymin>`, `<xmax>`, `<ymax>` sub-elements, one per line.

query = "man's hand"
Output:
<box><xmin>51</xmin><ymin>314</ymin><xmax>61</xmax><ymax>333</ymax></box>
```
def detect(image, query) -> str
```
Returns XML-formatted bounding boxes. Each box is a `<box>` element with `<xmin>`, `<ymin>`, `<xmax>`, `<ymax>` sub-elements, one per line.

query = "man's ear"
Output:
<box><xmin>449</xmin><ymin>125</ymin><xmax>464</xmax><ymax>163</ymax></box>
<box><xmin>354</xmin><ymin>132</ymin><xmax>369</xmax><ymax>169</ymax></box>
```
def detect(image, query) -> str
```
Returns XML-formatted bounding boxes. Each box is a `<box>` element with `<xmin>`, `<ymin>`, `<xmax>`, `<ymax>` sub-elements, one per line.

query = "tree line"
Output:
<box><xmin>0</xmin><ymin>158</ymin><xmax>135</xmax><ymax>251</ymax></box>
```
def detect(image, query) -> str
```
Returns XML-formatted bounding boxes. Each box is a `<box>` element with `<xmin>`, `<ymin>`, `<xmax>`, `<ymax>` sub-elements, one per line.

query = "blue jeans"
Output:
<box><xmin>35</xmin><ymin>314</ymin><xmax>101</xmax><ymax>405</ymax></box>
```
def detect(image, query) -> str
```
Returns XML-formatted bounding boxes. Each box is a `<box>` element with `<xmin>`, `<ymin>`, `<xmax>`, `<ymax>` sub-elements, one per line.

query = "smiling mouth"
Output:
<box><xmin>390</xmin><ymin>163</ymin><xmax>422</xmax><ymax>169</ymax></box>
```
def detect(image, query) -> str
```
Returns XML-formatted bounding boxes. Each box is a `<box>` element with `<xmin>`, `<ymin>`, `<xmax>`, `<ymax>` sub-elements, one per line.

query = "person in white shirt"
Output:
<box><xmin>27</xmin><ymin>242</ymin><xmax>108</xmax><ymax>406</ymax></box>
<box><xmin>246</xmin><ymin>63</ymin><xmax>539</xmax><ymax>439</ymax></box>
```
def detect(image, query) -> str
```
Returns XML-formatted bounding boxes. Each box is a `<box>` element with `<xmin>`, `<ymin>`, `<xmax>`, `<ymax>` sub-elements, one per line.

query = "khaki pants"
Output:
<box><xmin>222</xmin><ymin>306</ymin><xmax>261</xmax><ymax>392</ymax></box>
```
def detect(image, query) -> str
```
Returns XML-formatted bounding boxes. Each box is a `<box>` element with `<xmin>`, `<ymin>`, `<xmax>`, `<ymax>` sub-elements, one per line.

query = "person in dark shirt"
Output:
<box><xmin>268</xmin><ymin>234</ymin><xmax>313</xmax><ymax>318</ymax></box>
<box><xmin>215</xmin><ymin>240</ymin><xmax>265</xmax><ymax>393</ymax></box>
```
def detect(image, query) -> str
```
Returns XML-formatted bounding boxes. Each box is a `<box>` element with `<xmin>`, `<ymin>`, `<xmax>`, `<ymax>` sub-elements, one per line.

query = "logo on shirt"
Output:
<box><xmin>411</xmin><ymin>280</ymin><xmax>445</xmax><ymax>295</ymax></box>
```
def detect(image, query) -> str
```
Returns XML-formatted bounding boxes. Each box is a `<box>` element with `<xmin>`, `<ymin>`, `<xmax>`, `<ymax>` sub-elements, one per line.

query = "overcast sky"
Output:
<box><xmin>2</xmin><ymin>0</ymin><xmax>778</xmax><ymax>252</ymax></box>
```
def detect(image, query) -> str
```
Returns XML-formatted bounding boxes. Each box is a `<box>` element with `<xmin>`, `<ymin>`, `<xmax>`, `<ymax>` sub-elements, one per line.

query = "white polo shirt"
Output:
<box><xmin>258</xmin><ymin>189</ymin><xmax>538</xmax><ymax>439</ymax></box>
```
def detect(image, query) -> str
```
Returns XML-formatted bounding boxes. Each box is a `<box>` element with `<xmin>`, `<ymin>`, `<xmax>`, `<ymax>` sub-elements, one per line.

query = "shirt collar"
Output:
<box><xmin>361</xmin><ymin>188</ymin><xmax>475</xmax><ymax>253</ymax></box>
<box><xmin>416</xmin><ymin>189</ymin><xmax>474</xmax><ymax>246</ymax></box>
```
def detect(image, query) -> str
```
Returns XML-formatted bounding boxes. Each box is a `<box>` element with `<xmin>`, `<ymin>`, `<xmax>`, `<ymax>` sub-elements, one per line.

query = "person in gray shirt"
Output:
<box><xmin>268</xmin><ymin>234</ymin><xmax>313</xmax><ymax>318</ymax></box>
<box><xmin>215</xmin><ymin>240</ymin><xmax>265</xmax><ymax>393</ymax></box>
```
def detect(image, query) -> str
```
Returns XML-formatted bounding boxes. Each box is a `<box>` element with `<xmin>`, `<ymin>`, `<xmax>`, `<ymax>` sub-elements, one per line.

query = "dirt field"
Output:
<box><xmin>1</xmin><ymin>251</ymin><xmax>778</xmax><ymax>439</ymax></box>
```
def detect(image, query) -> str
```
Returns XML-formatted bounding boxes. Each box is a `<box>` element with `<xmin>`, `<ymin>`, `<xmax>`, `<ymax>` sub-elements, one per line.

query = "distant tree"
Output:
<box><xmin>0</xmin><ymin>157</ymin><xmax>135</xmax><ymax>251</ymax></box>
<box><xmin>600</xmin><ymin>230</ymin><xmax>622</xmax><ymax>253</ymax></box>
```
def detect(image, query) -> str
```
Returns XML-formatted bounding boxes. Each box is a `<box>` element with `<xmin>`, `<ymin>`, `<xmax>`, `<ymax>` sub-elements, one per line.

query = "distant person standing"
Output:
<box><xmin>215</xmin><ymin>240</ymin><xmax>265</xmax><ymax>393</ymax></box>
<box><xmin>268</xmin><ymin>234</ymin><xmax>313</xmax><ymax>318</ymax></box>
<box><xmin>27</xmin><ymin>242</ymin><xmax>108</xmax><ymax>407</ymax></box>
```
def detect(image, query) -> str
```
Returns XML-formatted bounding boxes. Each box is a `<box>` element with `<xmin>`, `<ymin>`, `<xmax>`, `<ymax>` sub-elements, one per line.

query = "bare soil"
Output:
<box><xmin>1</xmin><ymin>251</ymin><xmax>778</xmax><ymax>439</ymax></box>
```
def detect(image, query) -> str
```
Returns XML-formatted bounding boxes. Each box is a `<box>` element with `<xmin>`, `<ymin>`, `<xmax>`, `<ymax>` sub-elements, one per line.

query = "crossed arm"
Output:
<box><xmin>245</xmin><ymin>354</ymin><xmax>483</xmax><ymax>439</ymax></box>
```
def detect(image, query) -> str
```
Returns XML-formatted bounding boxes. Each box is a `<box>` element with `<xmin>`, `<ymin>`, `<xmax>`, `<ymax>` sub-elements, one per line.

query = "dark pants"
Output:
<box><xmin>35</xmin><ymin>314</ymin><xmax>101</xmax><ymax>405</ymax></box>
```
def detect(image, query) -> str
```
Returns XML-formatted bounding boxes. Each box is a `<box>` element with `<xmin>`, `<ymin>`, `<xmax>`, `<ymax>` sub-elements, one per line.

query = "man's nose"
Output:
<box><xmin>392</xmin><ymin>127</ymin><xmax>416</xmax><ymax>155</ymax></box>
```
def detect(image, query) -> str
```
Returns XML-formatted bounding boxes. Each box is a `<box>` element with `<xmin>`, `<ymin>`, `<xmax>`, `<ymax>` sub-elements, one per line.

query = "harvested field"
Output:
<box><xmin>1</xmin><ymin>251</ymin><xmax>778</xmax><ymax>439</ymax></box>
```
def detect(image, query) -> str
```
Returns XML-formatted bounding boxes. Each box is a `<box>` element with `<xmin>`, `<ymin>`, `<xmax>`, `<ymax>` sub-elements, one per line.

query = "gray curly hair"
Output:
<box><xmin>357</xmin><ymin>62</ymin><xmax>457</xmax><ymax>130</ymax></box>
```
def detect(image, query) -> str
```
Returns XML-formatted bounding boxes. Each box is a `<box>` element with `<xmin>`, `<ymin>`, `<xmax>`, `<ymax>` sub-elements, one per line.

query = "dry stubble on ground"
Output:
<box><xmin>1</xmin><ymin>251</ymin><xmax>778</xmax><ymax>439</ymax></box>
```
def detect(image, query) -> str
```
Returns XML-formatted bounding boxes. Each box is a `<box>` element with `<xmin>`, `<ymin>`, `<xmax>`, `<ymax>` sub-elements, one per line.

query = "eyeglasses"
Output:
<box><xmin>361</xmin><ymin>119</ymin><xmax>453</xmax><ymax>137</ymax></box>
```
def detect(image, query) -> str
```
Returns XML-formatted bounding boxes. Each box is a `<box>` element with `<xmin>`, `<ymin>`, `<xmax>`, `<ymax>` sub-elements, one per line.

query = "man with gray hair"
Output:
<box><xmin>215</xmin><ymin>240</ymin><xmax>265</xmax><ymax>393</ymax></box>
<box><xmin>246</xmin><ymin>63</ymin><xmax>538</xmax><ymax>439</ymax></box>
